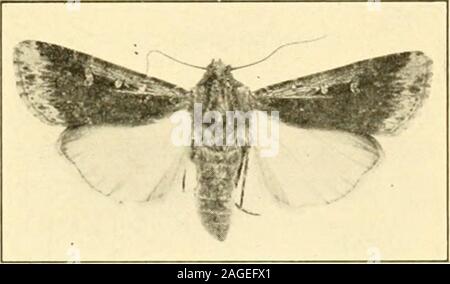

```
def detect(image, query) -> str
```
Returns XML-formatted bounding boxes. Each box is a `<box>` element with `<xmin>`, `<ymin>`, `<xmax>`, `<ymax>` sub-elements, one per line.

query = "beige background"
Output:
<box><xmin>1</xmin><ymin>2</ymin><xmax>447</xmax><ymax>261</ymax></box>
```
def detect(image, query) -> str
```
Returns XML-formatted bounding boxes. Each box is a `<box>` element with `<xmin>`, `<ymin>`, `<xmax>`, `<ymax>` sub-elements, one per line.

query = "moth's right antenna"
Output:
<box><xmin>145</xmin><ymin>50</ymin><xmax>207</xmax><ymax>75</ymax></box>
<box><xmin>231</xmin><ymin>35</ymin><xmax>327</xmax><ymax>71</ymax></box>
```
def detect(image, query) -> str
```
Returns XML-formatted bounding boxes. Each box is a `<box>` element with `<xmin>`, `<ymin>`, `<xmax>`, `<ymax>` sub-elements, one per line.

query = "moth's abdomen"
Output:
<box><xmin>197</xmin><ymin>181</ymin><xmax>234</xmax><ymax>241</ymax></box>
<box><xmin>192</xmin><ymin>146</ymin><xmax>242</xmax><ymax>241</ymax></box>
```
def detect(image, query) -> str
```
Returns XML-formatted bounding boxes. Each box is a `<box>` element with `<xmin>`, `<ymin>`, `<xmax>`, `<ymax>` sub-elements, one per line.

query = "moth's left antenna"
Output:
<box><xmin>145</xmin><ymin>50</ymin><xmax>207</xmax><ymax>75</ymax></box>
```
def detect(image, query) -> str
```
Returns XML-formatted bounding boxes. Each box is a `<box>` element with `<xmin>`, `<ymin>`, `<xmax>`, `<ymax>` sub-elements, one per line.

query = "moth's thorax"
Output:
<box><xmin>191</xmin><ymin>59</ymin><xmax>253</xmax><ymax>114</ymax></box>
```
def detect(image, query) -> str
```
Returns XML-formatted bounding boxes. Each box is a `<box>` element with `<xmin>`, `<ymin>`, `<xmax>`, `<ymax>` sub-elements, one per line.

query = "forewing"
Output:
<box><xmin>14</xmin><ymin>40</ymin><xmax>189</xmax><ymax>126</ymax></box>
<box><xmin>14</xmin><ymin>41</ymin><xmax>193</xmax><ymax>202</ymax></box>
<box><xmin>254</xmin><ymin>52</ymin><xmax>432</xmax><ymax>135</ymax></box>
<box><xmin>58</xmin><ymin>116</ymin><xmax>190</xmax><ymax>202</ymax></box>
<box><xmin>252</xmin><ymin>122</ymin><xmax>382</xmax><ymax>208</ymax></box>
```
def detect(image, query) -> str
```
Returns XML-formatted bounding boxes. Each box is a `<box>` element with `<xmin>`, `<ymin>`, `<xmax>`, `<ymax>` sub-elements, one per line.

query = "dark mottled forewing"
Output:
<box><xmin>14</xmin><ymin>40</ymin><xmax>189</xmax><ymax>126</ymax></box>
<box><xmin>254</xmin><ymin>52</ymin><xmax>432</xmax><ymax>135</ymax></box>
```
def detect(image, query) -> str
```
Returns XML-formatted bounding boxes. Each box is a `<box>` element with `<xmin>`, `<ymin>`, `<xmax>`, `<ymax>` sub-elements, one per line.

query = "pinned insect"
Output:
<box><xmin>13</xmin><ymin>40</ymin><xmax>432</xmax><ymax>240</ymax></box>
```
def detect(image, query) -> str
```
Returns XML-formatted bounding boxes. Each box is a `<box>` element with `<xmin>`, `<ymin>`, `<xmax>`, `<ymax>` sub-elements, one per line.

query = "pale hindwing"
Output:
<box><xmin>253</xmin><ymin>122</ymin><xmax>383</xmax><ymax>208</ymax></box>
<box><xmin>58</xmin><ymin>116</ymin><xmax>190</xmax><ymax>202</ymax></box>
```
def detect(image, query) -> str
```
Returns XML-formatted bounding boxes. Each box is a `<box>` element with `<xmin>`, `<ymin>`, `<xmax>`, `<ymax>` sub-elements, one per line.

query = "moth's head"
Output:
<box><xmin>206</xmin><ymin>59</ymin><xmax>232</xmax><ymax>77</ymax></box>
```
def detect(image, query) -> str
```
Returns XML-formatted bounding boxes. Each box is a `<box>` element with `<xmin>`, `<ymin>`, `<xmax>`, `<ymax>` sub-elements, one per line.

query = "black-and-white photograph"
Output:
<box><xmin>1</xmin><ymin>0</ymin><xmax>447</xmax><ymax>264</ymax></box>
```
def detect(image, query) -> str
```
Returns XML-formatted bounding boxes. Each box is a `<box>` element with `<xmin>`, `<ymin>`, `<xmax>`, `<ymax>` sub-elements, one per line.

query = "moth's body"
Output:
<box><xmin>190</xmin><ymin>60</ymin><xmax>253</xmax><ymax>240</ymax></box>
<box><xmin>13</xmin><ymin>41</ymin><xmax>433</xmax><ymax>241</ymax></box>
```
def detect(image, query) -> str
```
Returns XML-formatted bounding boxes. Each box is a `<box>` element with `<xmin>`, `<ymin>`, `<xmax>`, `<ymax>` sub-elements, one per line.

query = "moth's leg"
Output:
<box><xmin>235</xmin><ymin>148</ymin><xmax>260</xmax><ymax>216</ymax></box>
<box><xmin>182</xmin><ymin>169</ymin><xmax>186</xmax><ymax>193</ymax></box>
<box><xmin>234</xmin><ymin>154</ymin><xmax>244</xmax><ymax>187</ymax></box>
<box><xmin>144</xmin><ymin>152</ymin><xmax>187</xmax><ymax>201</ymax></box>
<box><xmin>237</xmin><ymin>149</ymin><xmax>249</xmax><ymax>208</ymax></box>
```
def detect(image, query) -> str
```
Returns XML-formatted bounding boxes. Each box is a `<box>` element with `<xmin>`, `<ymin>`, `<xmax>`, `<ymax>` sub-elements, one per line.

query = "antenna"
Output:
<box><xmin>231</xmin><ymin>35</ymin><xmax>327</xmax><ymax>71</ymax></box>
<box><xmin>145</xmin><ymin>49</ymin><xmax>206</xmax><ymax>75</ymax></box>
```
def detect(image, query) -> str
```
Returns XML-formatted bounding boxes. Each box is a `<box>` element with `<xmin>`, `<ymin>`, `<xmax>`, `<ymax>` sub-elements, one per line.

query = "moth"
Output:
<box><xmin>13</xmin><ymin>40</ymin><xmax>432</xmax><ymax>241</ymax></box>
